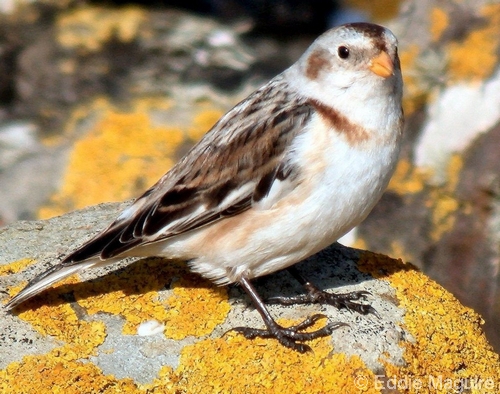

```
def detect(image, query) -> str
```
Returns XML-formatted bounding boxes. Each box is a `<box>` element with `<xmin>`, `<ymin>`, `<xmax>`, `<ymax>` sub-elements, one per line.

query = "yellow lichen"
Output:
<box><xmin>399</xmin><ymin>44</ymin><xmax>428</xmax><ymax>116</ymax></box>
<box><xmin>430</xmin><ymin>7</ymin><xmax>449</xmax><ymax>42</ymax></box>
<box><xmin>38</xmin><ymin>105</ymin><xmax>184</xmax><ymax>219</ymax></box>
<box><xmin>0</xmin><ymin>258</ymin><xmax>36</xmax><ymax>275</ymax></box>
<box><xmin>72</xmin><ymin>258</ymin><xmax>230</xmax><ymax>338</ymax></box>
<box><xmin>445</xmin><ymin>154</ymin><xmax>463</xmax><ymax>191</ymax></box>
<box><xmin>2</xmin><ymin>262</ymin><xmax>380</xmax><ymax>393</ymax></box>
<box><xmin>387</xmin><ymin>154</ymin><xmax>467</xmax><ymax>245</ymax></box>
<box><xmin>38</xmin><ymin>97</ymin><xmax>228</xmax><ymax>220</ymax></box>
<box><xmin>8</xmin><ymin>260</ymin><xmax>206</xmax><ymax>344</ymax></box>
<box><xmin>164</xmin><ymin>273</ymin><xmax>231</xmax><ymax>340</ymax></box>
<box><xmin>358</xmin><ymin>252</ymin><xmax>500</xmax><ymax>394</ymax></box>
<box><xmin>11</xmin><ymin>275</ymin><xmax>107</xmax><ymax>359</ymax></box>
<box><xmin>0</xmin><ymin>352</ymin><xmax>138</xmax><ymax>394</ymax></box>
<box><xmin>138</xmin><ymin>366</ymin><xmax>179</xmax><ymax>393</ymax></box>
<box><xmin>387</xmin><ymin>159</ymin><xmax>430</xmax><ymax>195</ymax></box>
<box><xmin>73</xmin><ymin>258</ymin><xmax>172</xmax><ymax>335</ymax></box>
<box><xmin>172</xmin><ymin>320</ymin><xmax>379</xmax><ymax>394</ymax></box>
<box><xmin>429</xmin><ymin>194</ymin><xmax>459</xmax><ymax>241</ymax></box>
<box><xmin>187</xmin><ymin>109</ymin><xmax>223</xmax><ymax>142</ymax></box>
<box><xmin>2</xmin><ymin>258</ymin><xmax>230</xmax><ymax>392</ymax></box>
<box><xmin>428</xmin><ymin>154</ymin><xmax>464</xmax><ymax>241</ymax></box>
<box><xmin>6</xmin><ymin>251</ymin><xmax>498</xmax><ymax>392</ymax></box>
<box><xmin>56</xmin><ymin>6</ymin><xmax>147</xmax><ymax>52</ymax></box>
<box><xmin>1</xmin><ymin>328</ymin><xmax>380</xmax><ymax>393</ymax></box>
<box><xmin>447</xmin><ymin>4</ymin><xmax>500</xmax><ymax>82</ymax></box>
<box><xmin>389</xmin><ymin>240</ymin><xmax>414</xmax><ymax>265</ymax></box>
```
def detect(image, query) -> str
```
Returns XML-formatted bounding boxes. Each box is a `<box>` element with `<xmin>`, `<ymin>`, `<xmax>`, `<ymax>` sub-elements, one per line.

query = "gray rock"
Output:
<box><xmin>0</xmin><ymin>202</ymin><xmax>409</xmax><ymax>382</ymax></box>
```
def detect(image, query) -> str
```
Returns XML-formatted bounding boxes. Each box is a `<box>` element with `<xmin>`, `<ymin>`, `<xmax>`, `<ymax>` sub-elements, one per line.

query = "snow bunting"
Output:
<box><xmin>6</xmin><ymin>22</ymin><xmax>403</xmax><ymax>352</ymax></box>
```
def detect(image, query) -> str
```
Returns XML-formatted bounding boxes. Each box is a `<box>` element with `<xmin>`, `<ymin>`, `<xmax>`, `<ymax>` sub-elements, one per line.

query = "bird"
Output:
<box><xmin>5</xmin><ymin>22</ymin><xmax>404</xmax><ymax>353</ymax></box>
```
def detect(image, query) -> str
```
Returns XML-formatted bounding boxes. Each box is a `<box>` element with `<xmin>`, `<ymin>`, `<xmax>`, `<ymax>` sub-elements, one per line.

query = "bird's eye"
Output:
<box><xmin>338</xmin><ymin>46</ymin><xmax>350</xmax><ymax>59</ymax></box>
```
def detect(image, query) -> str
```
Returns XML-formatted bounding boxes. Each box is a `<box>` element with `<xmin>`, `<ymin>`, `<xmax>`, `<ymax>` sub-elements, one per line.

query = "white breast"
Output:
<box><xmin>164</xmin><ymin>112</ymin><xmax>401</xmax><ymax>284</ymax></box>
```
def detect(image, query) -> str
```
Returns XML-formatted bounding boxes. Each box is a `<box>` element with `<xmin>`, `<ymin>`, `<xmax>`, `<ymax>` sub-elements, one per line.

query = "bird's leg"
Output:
<box><xmin>268</xmin><ymin>266</ymin><xmax>378</xmax><ymax>317</ymax></box>
<box><xmin>232</xmin><ymin>277</ymin><xmax>347</xmax><ymax>353</ymax></box>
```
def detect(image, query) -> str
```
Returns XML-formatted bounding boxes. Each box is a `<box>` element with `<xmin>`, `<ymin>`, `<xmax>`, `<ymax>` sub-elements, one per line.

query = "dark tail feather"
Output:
<box><xmin>5</xmin><ymin>225</ymin><xmax>127</xmax><ymax>311</ymax></box>
<box><xmin>4</xmin><ymin>259</ymin><xmax>98</xmax><ymax>311</ymax></box>
<box><xmin>62</xmin><ymin>225</ymin><xmax>125</xmax><ymax>264</ymax></box>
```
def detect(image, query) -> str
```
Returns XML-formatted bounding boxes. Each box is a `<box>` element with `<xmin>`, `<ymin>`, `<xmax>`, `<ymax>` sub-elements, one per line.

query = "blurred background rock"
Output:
<box><xmin>0</xmin><ymin>0</ymin><xmax>499</xmax><ymax>352</ymax></box>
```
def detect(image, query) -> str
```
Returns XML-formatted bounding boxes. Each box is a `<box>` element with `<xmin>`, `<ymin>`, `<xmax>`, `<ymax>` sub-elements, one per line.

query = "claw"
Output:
<box><xmin>269</xmin><ymin>289</ymin><xmax>378</xmax><ymax>316</ymax></box>
<box><xmin>236</xmin><ymin>276</ymin><xmax>354</xmax><ymax>352</ymax></box>
<box><xmin>274</xmin><ymin>267</ymin><xmax>380</xmax><ymax>317</ymax></box>
<box><xmin>232</xmin><ymin>315</ymin><xmax>347</xmax><ymax>353</ymax></box>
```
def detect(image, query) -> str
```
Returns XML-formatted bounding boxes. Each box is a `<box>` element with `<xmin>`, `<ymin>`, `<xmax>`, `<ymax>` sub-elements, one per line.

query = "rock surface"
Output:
<box><xmin>1</xmin><ymin>202</ymin><xmax>499</xmax><ymax>392</ymax></box>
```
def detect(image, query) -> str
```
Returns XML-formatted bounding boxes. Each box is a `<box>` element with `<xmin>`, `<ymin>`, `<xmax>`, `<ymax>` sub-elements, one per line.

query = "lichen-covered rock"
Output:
<box><xmin>1</xmin><ymin>202</ymin><xmax>499</xmax><ymax>393</ymax></box>
<box><xmin>355</xmin><ymin>0</ymin><xmax>500</xmax><ymax>350</ymax></box>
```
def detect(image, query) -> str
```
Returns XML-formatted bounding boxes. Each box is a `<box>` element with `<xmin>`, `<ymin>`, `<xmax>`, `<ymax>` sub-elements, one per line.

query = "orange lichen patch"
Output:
<box><xmin>389</xmin><ymin>240</ymin><xmax>414</xmax><ymax>266</ymax></box>
<box><xmin>444</xmin><ymin>153</ymin><xmax>463</xmax><ymax>191</ymax></box>
<box><xmin>1</xmin><ymin>313</ymin><xmax>377</xmax><ymax>393</ymax></box>
<box><xmin>0</xmin><ymin>351</ymin><xmax>138</xmax><ymax>394</ymax></box>
<box><xmin>164</xmin><ymin>273</ymin><xmax>231</xmax><ymax>340</ymax></box>
<box><xmin>73</xmin><ymin>258</ymin><xmax>230</xmax><ymax>339</ymax></box>
<box><xmin>56</xmin><ymin>6</ymin><xmax>147</xmax><ymax>52</ymax></box>
<box><xmin>171</xmin><ymin>322</ymin><xmax>380</xmax><ymax>394</ymax></box>
<box><xmin>430</xmin><ymin>7</ymin><xmax>449</xmax><ymax>42</ymax></box>
<box><xmin>0</xmin><ymin>258</ymin><xmax>36</xmax><ymax>275</ymax></box>
<box><xmin>38</xmin><ymin>106</ymin><xmax>184</xmax><ymax>219</ymax></box>
<box><xmin>388</xmin><ymin>155</ymin><xmax>466</xmax><ymax>243</ymax></box>
<box><xmin>2</xmin><ymin>318</ymin><xmax>377</xmax><ymax>393</ymax></box>
<box><xmin>387</xmin><ymin>159</ymin><xmax>430</xmax><ymax>195</ymax></box>
<box><xmin>399</xmin><ymin>44</ymin><xmax>429</xmax><ymax>116</ymax></box>
<box><xmin>358</xmin><ymin>252</ymin><xmax>500</xmax><ymax>394</ymax></box>
<box><xmin>42</xmin><ymin>97</ymin><xmax>175</xmax><ymax>147</ymax></box>
<box><xmin>12</xmin><ymin>275</ymin><xmax>107</xmax><ymax>359</ymax></box>
<box><xmin>74</xmin><ymin>259</ymin><xmax>171</xmax><ymax>335</ymax></box>
<box><xmin>38</xmin><ymin>95</ymin><xmax>229</xmax><ymax>220</ymax></box>
<box><xmin>139</xmin><ymin>366</ymin><xmax>180</xmax><ymax>393</ymax></box>
<box><xmin>429</xmin><ymin>194</ymin><xmax>459</xmax><ymax>241</ymax></box>
<box><xmin>428</xmin><ymin>154</ymin><xmax>464</xmax><ymax>241</ymax></box>
<box><xmin>344</xmin><ymin>0</ymin><xmax>402</xmax><ymax>21</ymax></box>
<box><xmin>447</xmin><ymin>4</ymin><xmax>500</xmax><ymax>82</ymax></box>
<box><xmin>1</xmin><ymin>258</ymin><xmax>230</xmax><ymax>392</ymax></box>
<box><xmin>187</xmin><ymin>108</ymin><xmax>223</xmax><ymax>142</ymax></box>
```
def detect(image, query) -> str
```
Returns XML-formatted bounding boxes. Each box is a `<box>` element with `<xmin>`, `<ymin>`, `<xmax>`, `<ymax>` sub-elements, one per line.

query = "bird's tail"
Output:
<box><xmin>4</xmin><ymin>259</ymin><xmax>98</xmax><ymax>311</ymax></box>
<box><xmin>4</xmin><ymin>213</ymin><xmax>135</xmax><ymax>311</ymax></box>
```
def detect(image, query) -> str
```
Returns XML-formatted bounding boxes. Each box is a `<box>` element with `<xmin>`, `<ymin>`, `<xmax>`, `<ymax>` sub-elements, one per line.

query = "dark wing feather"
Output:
<box><xmin>63</xmin><ymin>76</ymin><xmax>314</xmax><ymax>264</ymax></box>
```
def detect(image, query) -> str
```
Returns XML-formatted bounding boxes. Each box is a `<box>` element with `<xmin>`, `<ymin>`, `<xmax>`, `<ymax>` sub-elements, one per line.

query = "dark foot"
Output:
<box><xmin>232</xmin><ymin>314</ymin><xmax>347</xmax><ymax>353</ymax></box>
<box><xmin>268</xmin><ymin>289</ymin><xmax>378</xmax><ymax>316</ymax></box>
<box><xmin>270</xmin><ymin>267</ymin><xmax>379</xmax><ymax>317</ymax></box>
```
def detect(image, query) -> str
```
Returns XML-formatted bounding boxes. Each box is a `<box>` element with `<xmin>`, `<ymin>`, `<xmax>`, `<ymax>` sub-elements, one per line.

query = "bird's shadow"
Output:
<box><xmin>8</xmin><ymin>257</ymin><xmax>211</xmax><ymax>314</ymax></box>
<box><xmin>7</xmin><ymin>243</ymin><xmax>415</xmax><ymax>314</ymax></box>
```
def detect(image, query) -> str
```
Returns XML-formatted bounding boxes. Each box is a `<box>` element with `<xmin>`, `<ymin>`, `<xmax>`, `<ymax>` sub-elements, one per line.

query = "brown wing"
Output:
<box><xmin>63</xmin><ymin>76</ymin><xmax>314</xmax><ymax>263</ymax></box>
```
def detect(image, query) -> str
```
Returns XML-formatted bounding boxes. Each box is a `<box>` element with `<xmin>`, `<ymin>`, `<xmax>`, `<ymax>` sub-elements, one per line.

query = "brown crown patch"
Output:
<box><xmin>309</xmin><ymin>100</ymin><xmax>371</xmax><ymax>145</ymax></box>
<box><xmin>345</xmin><ymin>22</ymin><xmax>388</xmax><ymax>52</ymax></box>
<box><xmin>305</xmin><ymin>49</ymin><xmax>331</xmax><ymax>80</ymax></box>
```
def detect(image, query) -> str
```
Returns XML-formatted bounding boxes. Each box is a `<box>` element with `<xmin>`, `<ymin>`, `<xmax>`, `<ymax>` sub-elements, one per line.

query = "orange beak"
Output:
<box><xmin>369</xmin><ymin>51</ymin><xmax>394</xmax><ymax>78</ymax></box>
